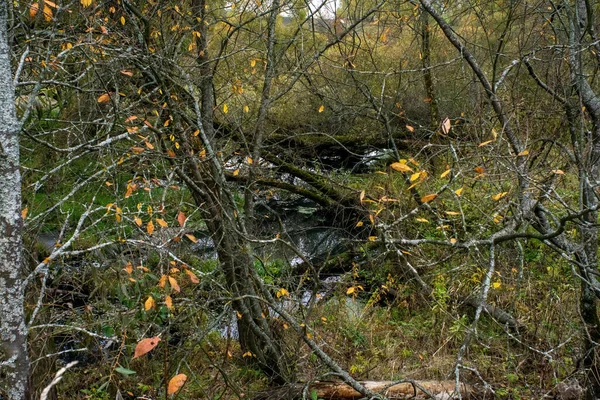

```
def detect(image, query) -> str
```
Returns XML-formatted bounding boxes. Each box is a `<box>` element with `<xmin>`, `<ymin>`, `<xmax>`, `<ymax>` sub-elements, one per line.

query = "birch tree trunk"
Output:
<box><xmin>0</xmin><ymin>3</ymin><xmax>30</xmax><ymax>399</ymax></box>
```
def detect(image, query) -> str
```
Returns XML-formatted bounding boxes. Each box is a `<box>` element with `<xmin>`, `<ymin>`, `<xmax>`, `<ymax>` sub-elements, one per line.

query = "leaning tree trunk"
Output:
<box><xmin>0</xmin><ymin>3</ymin><xmax>30</xmax><ymax>399</ymax></box>
<box><xmin>193</xmin><ymin>189</ymin><xmax>293</xmax><ymax>384</ymax></box>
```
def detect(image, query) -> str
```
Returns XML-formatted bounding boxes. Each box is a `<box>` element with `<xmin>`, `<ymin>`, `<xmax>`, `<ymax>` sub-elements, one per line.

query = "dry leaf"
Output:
<box><xmin>390</xmin><ymin>162</ymin><xmax>412</xmax><ymax>173</ymax></box>
<box><xmin>318</xmin><ymin>105</ymin><xmax>324</xmax><ymax>113</ymax></box>
<box><xmin>165</xmin><ymin>295</ymin><xmax>173</xmax><ymax>310</ymax></box>
<box><xmin>132</xmin><ymin>337</ymin><xmax>161</xmax><ymax>359</ymax></box>
<box><xmin>474</xmin><ymin>166</ymin><xmax>485</xmax><ymax>175</ymax></box>
<box><xmin>144</xmin><ymin>296</ymin><xmax>155</xmax><ymax>311</ymax></box>
<box><xmin>517</xmin><ymin>149</ymin><xmax>529</xmax><ymax>156</ymax></box>
<box><xmin>185</xmin><ymin>269</ymin><xmax>200</xmax><ymax>284</ymax></box>
<box><xmin>155</xmin><ymin>218</ymin><xmax>168</xmax><ymax>228</ymax></box>
<box><xmin>491</xmin><ymin>191</ymin><xmax>509</xmax><ymax>201</ymax></box>
<box><xmin>134</xmin><ymin>216</ymin><xmax>142</xmax><ymax>227</ymax></box>
<box><xmin>455</xmin><ymin>187</ymin><xmax>464</xmax><ymax>196</ymax></box>
<box><xmin>177</xmin><ymin>211</ymin><xmax>186</xmax><ymax>227</ymax></box>
<box><xmin>168</xmin><ymin>276</ymin><xmax>180</xmax><ymax>293</ymax></box>
<box><xmin>158</xmin><ymin>275</ymin><xmax>167</xmax><ymax>288</ymax></box>
<box><xmin>420</xmin><ymin>193</ymin><xmax>438</xmax><ymax>203</ymax></box>
<box><xmin>478</xmin><ymin>140</ymin><xmax>494</xmax><ymax>147</ymax></box>
<box><xmin>167</xmin><ymin>374</ymin><xmax>187</xmax><ymax>395</ymax></box>
<box><xmin>185</xmin><ymin>234</ymin><xmax>198</xmax><ymax>243</ymax></box>
<box><xmin>147</xmin><ymin>220</ymin><xmax>154</xmax><ymax>235</ymax></box>
<box><xmin>440</xmin><ymin>169</ymin><xmax>451</xmax><ymax>178</ymax></box>
<box><xmin>441</xmin><ymin>117</ymin><xmax>451</xmax><ymax>134</ymax></box>
<box><xmin>97</xmin><ymin>93</ymin><xmax>110</xmax><ymax>103</ymax></box>
<box><xmin>21</xmin><ymin>207</ymin><xmax>28</xmax><ymax>220</ymax></box>
<box><xmin>406</xmin><ymin>125</ymin><xmax>415</xmax><ymax>132</ymax></box>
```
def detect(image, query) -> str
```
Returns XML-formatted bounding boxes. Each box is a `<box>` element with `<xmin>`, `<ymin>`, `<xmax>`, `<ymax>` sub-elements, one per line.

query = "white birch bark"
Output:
<box><xmin>0</xmin><ymin>2</ymin><xmax>30</xmax><ymax>399</ymax></box>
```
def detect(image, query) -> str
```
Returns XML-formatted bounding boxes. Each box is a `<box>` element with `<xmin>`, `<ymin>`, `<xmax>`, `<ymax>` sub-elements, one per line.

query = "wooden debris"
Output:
<box><xmin>254</xmin><ymin>380</ymin><xmax>473</xmax><ymax>399</ymax></box>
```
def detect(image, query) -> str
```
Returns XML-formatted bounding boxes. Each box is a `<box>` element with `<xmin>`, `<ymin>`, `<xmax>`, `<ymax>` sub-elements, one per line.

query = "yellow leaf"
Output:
<box><xmin>242</xmin><ymin>351</ymin><xmax>253</xmax><ymax>358</ymax></box>
<box><xmin>390</xmin><ymin>162</ymin><xmax>413</xmax><ymax>173</ymax></box>
<box><xmin>134</xmin><ymin>216</ymin><xmax>142</xmax><ymax>226</ymax></box>
<box><xmin>167</xmin><ymin>374</ymin><xmax>187</xmax><ymax>395</ymax></box>
<box><xmin>355</xmin><ymin>221</ymin><xmax>364</xmax><ymax>227</ymax></box>
<box><xmin>247</xmin><ymin>157</ymin><xmax>253</xmax><ymax>164</ymax></box>
<box><xmin>552</xmin><ymin>169</ymin><xmax>565</xmax><ymax>175</ymax></box>
<box><xmin>416</xmin><ymin>217</ymin><xmax>429</xmax><ymax>223</ymax></box>
<box><xmin>120</xmin><ymin>16</ymin><xmax>126</xmax><ymax>25</ymax></box>
<box><xmin>147</xmin><ymin>220</ymin><xmax>154</xmax><ymax>235</ymax></box>
<box><xmin>193</xmin><ymin>130</ymin><xmax>200</xmax><ymax>136</ymax></box>
<box><xmin>491</xmin><ymin>192</ymin><xmax>509</xmax><ymax>201</ymax></box>
<box><xmin>165</xmin><ymin>295</ymin><xmax>173</xmax><ymax>310</ymax></box>
<box><xmin>478</xmin><ymin>140</ymin><xmax>494</xmax><ymax>147</ymax></box>
<box><xmin>492</xmin><ymin>128</ymin><xmax>498</xmax><ymax>140</ymax></box>
<box><xmin>243</xmin><ymin>105</ymin><xmax>249</xmax><ymax>113</ymax></box>
<box><xmin>346</xmin><ymin>287</ymin><xmax>355</xmax><ymax>295</ymax></box>
<box><xmin>359</xmin><ymin>190</ymin><xmax>365</xmax><ymax>203</ymax></box>
<box><xmin>409</xmin><ymin>172</ymin><xmax>421</xmax><ymax>182</ymax></box>
<box><xmin>43</xmin><ymin>4</ymin><xmax>53</xmax><ymax>21</ymax></box>
<box><xmin>368</xmin><ymin>236</ymin><xmax>377</xmax><ymax>241</ymax></box>
<box><xmin>144</xmin><ymin>296</ymin><xmax>155</xmax><ymax>311</ymax></box>
<box><xmin>450</xmin><ymin>238</ymin><xmax>457</xmax><ymax>244</ymax></box>
<box><xmin>81</xmin><ymin>0</ymin><xmax>92</xmax><ymax>6</ymax></box>
<box><xmin>440</xmin><ymin>169</ymin><xmax>451</xmax><ymax>178</ymax></box>
<box><xmin>455</xmin><ymin>187</ymin><xmax>464</xmax><ymax>196</ymax></box>
<box><xmin>276</xmin><ymin>288</ymin><xmax>290</xmax><ymax>298</ymax></box>
<box><xmin>492</xmin><ymin>281</ymin><xmax>502</xmax><ymax>289</ymax></box>
<box><xmin>318</xmin><ymin>105</ymin><xmax>325</xmax><ymax>113</ymax></box>
<box><xmin>233</xmin><ymin>169</ymin><xmax>239</xmax><ymax>176</ymax></box>
<box><xmin>223</xmin><ymin>104</ymin><xmax>228</xmax><ymax>113</ymax></box>
<box><xmin>420</xmin><ymin>193</ymin><xmax>438</xmax><ymax>203</ymax></box>
<box><xmin>21</xmin><ymin>207</ymin><xmax>28</xmax><ymax>220</ymax></box>
<box><xmin>168</xmin><ymin>276</ymin><xmax>181</xmax><ymax>292</ymax></box>
<box><xmin>97</xmin><ymin>93</ymin><xmax>110</xmax><ymax>103</ymax></box>
<box><xmin>369</xmin><ymin>214</ymin><xmax>375</xmax><ymax>225</ymax></box>
<box><xmin>156</xmin><ymin>218</ymin><xmax>168</xmax><ymax>228</ymax></box>
<box><xmin>517</xmin><ymin>149</ymin><xmax>529</xmax><ymax>156</ymax></box>
<box><xmin>445</xmin><ymin>211</ymin><xmax>460</xmax><ymax>216</ymax></box>
<box><xmin>250</xmin><ymin>59</ymin><xmax>256</xmax><ymax>67</ymax></box>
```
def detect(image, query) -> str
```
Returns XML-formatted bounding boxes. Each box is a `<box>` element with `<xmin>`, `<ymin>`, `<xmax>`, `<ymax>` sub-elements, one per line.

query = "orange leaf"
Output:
<box><xmin>165</xmin><ymin>295</ymin><xmax>173</xmax><ymax>310</ymax></box>
<box><xmin>124</xmin><ymin>262</ymin><xmax>133</xmax><ymax>274</ymax></box>
<box><xmin>478</xmin><ymin>140</ymin><xmax>494</xmax><ymax>147</ymax></box>
<box><xmin>420</xmin><ymin>193</ymin><xmax>438</xmax><ymax>203</ymax></box>
<box><xmin>156</xmin><ymin>218</ymin><xmax>168</xmax><ymax>228</ymax></box>
<box><xmin>177</xmin><ymin>211</ymin><xmax>186</xmax><ymax>227</ymax></box>
<box><xmin>125</xmin><ymin>115</ymin><xmax>137</xmax><ymax>123</ymax></box>
<box><xmin>145</xmin><ymin>141</ymin><xmax>154</xmax><ymax>150</ymax></box>
<box><xmin>21</xmin><ymin>207</ymin><xmax>28</xmax><ymax>220</ymax></box>
<box><xmin>185</xmin><ymin>233</ymin><xmax>198</xmax><ymax>243</ymax></box>
<box><xmin>147</xmin><ymin>220</ymin><xmax>154</xmax><ymax>235</ymax></box>
<box><xmin>185</xmin><ymin>269</ymin><xmax>200</xmax><ymax>284</ymax></box>
<box><xmin>120</xmin><ymin>70</ymin><xmax>133</xmax><ymax>77</ymax></box>
<box><xmin>144</xmin><ymin>296</ymin><xmax>155</xmax><ymax>311</ymax></box>
<box><xmin>405</xmin><ymin>125</ymin><xmax>415</xmax><ymax>132</ymax></box>
<box><xmin>474</xmin><ymin>166</ymin><xmax>485</xmax><ymax>175</ymax></box>
<box><xmin>97</xmin><ymin>93</ymin><xmax>110</xmax><ymax>103</ymax></box>
<box><xmin>134</xmin><ymin>216</ymin><xmax>142</xmax><ymax>227</ymax></box>
<box><xmin>132</xmin><ymin>337</ymin><xmax>161</xmax><ymax>359</ymax></box>
<box><xmin>158</xmin><ymin>275</ymin><xmax>167</xmax><ymax>288</ymax></box>
<box><xmin>168</xmin><ymin>276</ymin><xmax>181</xmax><ymax>293</ymax></box>
<box><xmin>30</xmin><ymin>3</ymin><xmax>39</xmax><ymax>18</ymax></box>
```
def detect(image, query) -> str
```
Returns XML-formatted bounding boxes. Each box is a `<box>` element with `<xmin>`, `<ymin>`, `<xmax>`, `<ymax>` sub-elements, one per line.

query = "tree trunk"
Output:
<box><xmin>0</xmin><ymin>3</ymin><xmax>30</xmax><ymax>399</ymax></box>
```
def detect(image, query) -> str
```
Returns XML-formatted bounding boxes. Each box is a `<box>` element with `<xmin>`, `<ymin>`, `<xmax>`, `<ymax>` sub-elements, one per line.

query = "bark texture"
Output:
<box><xmin>0</xmin><ymin>3</ymin><xmax>30</xmax><ymax>399</ymax></box>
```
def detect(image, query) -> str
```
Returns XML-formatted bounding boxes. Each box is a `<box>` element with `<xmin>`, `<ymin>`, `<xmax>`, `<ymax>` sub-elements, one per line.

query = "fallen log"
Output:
<box><xmin>254</xmin><ymin>380</ymin><xmax>473</xmax><ymax>399</ymax></box>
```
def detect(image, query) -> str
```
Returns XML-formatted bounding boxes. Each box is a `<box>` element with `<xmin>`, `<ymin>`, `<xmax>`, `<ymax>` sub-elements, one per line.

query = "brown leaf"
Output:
<box><xmin>167</xmin><ymin>374</ymin><xmax>187</xmax><ymax>394</ymax></box>
<box><xmin>177</xmin><ymin>211</ymin><xmax>186</xmax><ymax>227</ymax></box>
<box><xmin>132</xmin><ymin>337</ymin><xmax>161</xmax><ymax>359</ymax></box>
